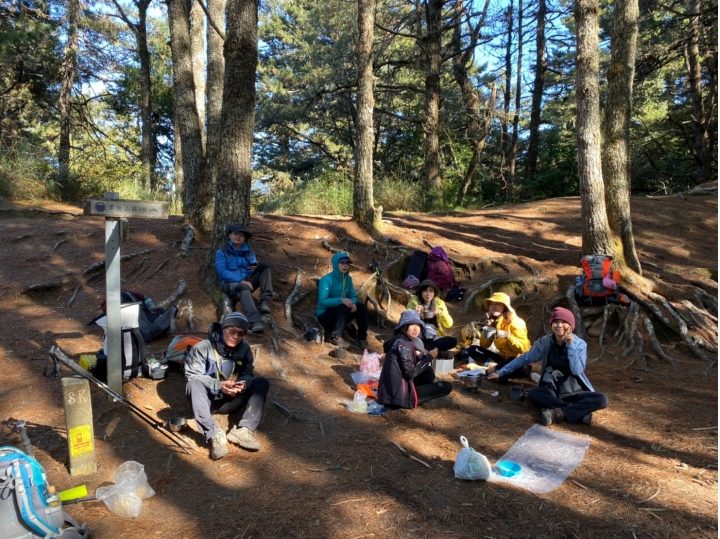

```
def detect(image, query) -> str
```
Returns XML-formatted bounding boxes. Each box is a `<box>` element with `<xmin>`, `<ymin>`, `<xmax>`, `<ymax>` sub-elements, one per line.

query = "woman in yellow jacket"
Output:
<box><xmin>467</xmin><ymin>292</ymin><xmax>531</xmax><ymax>382</ymax></box>
<box><xmin>406</xmin><ymin>280</ymin><xmax>457</xmax><ymax>355</ymax></box>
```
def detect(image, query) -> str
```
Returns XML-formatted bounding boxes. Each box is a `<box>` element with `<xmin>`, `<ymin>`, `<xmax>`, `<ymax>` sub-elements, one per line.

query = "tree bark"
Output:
<box><xmin>205</xmin><ymin>0</ymin><xmax>225</xmax><ymax>201</ymax></box>
<box><xmin>190</xmin><ymin>0</ymin><xmax>207</xmax><ymax>152</ymax></box>
<box><xmin>167</xmin><ymin>0</ymin><xmax>210</xmax><ymax>230</ymax></box>
<box><xmin>137</xmin><ymin>0</ymin><xmax>155</xmax><ymax>191</ymax></box>
<box><xmin>575</xmin><ymin>0</ymin><xmax>613</xmax><ymax>256</ymax></box>
<box><xmin>57</xmin><ymin>0</ymin><xmax>79</xmax><ymax>196</ymax></box>
<box><xmin>207</xmin><ymin>0</ymin><xmax>258</xmax><ymax>274</ymax></box>
<box><xmin>524</xmin><ymin>0</ymin><xmax>546</xmax><ymax>185</ymax></box>
<box><xmin>173</xmin><ymin>110</ymin><xmax>184</xmax><ymax>201</ymax></box>
<box><xmin>602</xmin><ymin>0</ymin><xmax>641</xmax><ymax>273</ymax></box>
<box><xmin>353</xmin><ymin>0</ymin><xmax>378</xmax><ymax>231</ymax></box>
<box><xmin>423</xmin><ymin>0</ymin><xmax>443</xmax><ymax>199</ymax></box>
<box><xmin>499</xmin><ymin>0</ymin><xmax>513</xmax><ymax>201</ymax></box>
<box><xmin>509</xmin><ymin>0</ymin><xmax>523</xmax><ymax>191</ymax></box>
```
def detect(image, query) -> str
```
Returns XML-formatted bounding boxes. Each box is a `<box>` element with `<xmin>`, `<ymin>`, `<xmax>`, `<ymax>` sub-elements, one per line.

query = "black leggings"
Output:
<box><xmin>414</xmin><ymin>368</ymin><xmax>452</xmax><ymax>405</ymax></box>
<box><xmin>528</xmin><ymin>386</ymin><xmax>609</xmax><ymax>423</ymax></box>
<box><xmin>317</xmin><ymin>302</ymin><xmax>368</xmax><ymax>339</ymax></box>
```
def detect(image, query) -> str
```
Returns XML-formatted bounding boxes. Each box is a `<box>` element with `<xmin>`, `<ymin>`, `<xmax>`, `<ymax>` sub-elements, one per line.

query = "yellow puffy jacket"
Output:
<box><xmin>405</xmin><ymin>296</ymin><xmax>453</xmax><ymax>336</ymax></box>
<box><xmin>479</xmin><ymin>314</ymin><xmax>531</xmax><ymax>359</ymax></box>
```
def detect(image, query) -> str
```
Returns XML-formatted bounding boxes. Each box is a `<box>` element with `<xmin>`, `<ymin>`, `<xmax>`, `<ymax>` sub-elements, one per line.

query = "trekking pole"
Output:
<box><xmin>47</xmin><ymin>345</ymin><xmax>195</xmax><ymax>453</ymax></box>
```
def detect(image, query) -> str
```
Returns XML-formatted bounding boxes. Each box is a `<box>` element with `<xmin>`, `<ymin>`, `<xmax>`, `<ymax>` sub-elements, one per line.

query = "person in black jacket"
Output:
<box><xmin>185</xmin><ymin>312</ymin><xmax>270</xmax><ymax>460</ymax></box>
<box><xmin>377</xmin><ymin>310</ymin><xmax>453</xmax><ymax>409</ymax></box>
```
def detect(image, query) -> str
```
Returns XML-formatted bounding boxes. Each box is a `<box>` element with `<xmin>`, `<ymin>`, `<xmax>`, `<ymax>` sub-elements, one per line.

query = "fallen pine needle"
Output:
<box><xmin>638</xmin><ymin>487</ymin><xmax>661</xmax><ymax>503</ymax></box>
<box><xmin>375</xmin><ymin>509</ymin><xmax>387</xmax><ymax>515</ymax></box>
<box><xmin>331</xmin><ymin>498</ymin><xmax>365</xmax><ymax>506</ymax></box>
<box><xmin>638</xmin><ymin>507</ymin><xmax>666</xmax><ymax>511</ymax></box>
<box><xmin>391</xmin><ymin>441</ymin><xmax>432</xmax><ymax>468</ymax></box>
<box><xmin>691</xmin><ymin>426</ymin><xmax>718</xmax><ymax>431</ymax></box>
<box><xmin>648</xmin><ymin>512</ymin><xmax>663</xmax><ymax>521</ymax></box>
<box><xmin>571</xmin><ymin>480</ymin><xmax>588</xmax><ymax>490</ymax></box>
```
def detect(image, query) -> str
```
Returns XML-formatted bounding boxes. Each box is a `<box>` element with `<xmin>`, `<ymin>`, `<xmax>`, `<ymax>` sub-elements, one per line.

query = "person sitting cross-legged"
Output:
<box><xmin>215</xmin><ymin>223</ymin><xmax>273</xmax><ymax>334</ymax></box>
<box><xmin>185</xmin><ymin>312</ymin><xmax>270</xmax><ymax>460</ymax></box>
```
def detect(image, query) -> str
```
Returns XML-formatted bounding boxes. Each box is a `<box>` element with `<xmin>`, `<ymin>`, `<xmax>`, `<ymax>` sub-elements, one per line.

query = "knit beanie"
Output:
<box><xmin>550</xmin><ymin>307</ymin><xmax>576</xmax><ymax>330</ymax></box>
<box><xmin>221</xmin><ymin>312</ymin><xmax>250</xmax><ymax>331</ymax></box>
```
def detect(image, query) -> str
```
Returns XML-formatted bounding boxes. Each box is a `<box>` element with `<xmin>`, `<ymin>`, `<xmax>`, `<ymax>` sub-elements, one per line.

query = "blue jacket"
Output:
<box><xmin>215</xmin><ymin>241</ymin><xmax>258</xmax><ymax>285</ymax></box>
<box><xmin>496</xmin><ymin>333</ymin><xmax>594</xmax><ymax>391</ymax></box>
<box><xmin>316</xmin><ymin>252</ymin><xmax>358</xmax><ymax>316</ymax></box>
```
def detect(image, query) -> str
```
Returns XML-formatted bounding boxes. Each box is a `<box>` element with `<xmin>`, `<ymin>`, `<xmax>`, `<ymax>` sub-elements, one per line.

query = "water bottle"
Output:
<box><xmin>143</xmin><ymin>296</ymin><xmax>157</xmax><ymax>311</ymax></box>
<box><xmin>45</xmin><ymin>486</ymin><xmax>64</xmax><ymax>530</ymax></box>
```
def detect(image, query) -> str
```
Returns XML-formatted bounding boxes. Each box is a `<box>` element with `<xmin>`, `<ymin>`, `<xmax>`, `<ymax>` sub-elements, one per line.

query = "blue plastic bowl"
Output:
<box><xmin>496</xmin><ymin>461</ymin><xmax>522</xmax><ymax>477</ymax></box>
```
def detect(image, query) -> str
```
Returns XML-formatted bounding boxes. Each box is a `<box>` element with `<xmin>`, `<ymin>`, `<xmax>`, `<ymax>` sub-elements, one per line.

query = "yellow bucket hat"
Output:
<box><xmin>483</xmin><ymin>292</ymin><xmax>515</xmax><ymax>313</ymax></box>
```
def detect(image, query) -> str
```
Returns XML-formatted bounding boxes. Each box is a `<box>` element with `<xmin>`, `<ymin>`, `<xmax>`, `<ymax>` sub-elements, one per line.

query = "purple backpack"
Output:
<box><xmin>427</xmin><ymin>247</ymin><xmax>455</xmax><ymax>290</ymax></box>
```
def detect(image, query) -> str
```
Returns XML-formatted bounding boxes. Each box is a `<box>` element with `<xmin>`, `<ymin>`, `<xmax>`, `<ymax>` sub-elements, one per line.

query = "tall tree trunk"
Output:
<box><xmin>423</xmin><ymin>0</ymin><xmax>443</xmax><ymax>200</ymax></box>
<box><xmin>207</xmin><ymin>0</ymin><xmax>258</xmax><ymax>272</ymax></box>
<box><xmin>190</xmin><ymin>0</ymin><xmax>207</xmax><ymax>152</ymax></box>
<box><xmin>57</xmin><ymin>0</ymin><xmax>79</xmax><ymax>196</ymax></box>
<box><xmin>524</xmin><ymin>0</ymin><xmax>546</xmax><ymax>185</ymax></box>
<box><xmin>205</xmin><ymin>0</ymin><xmax>225</xmax><ymax>201</ymax></box>
<box><xmin>137</xmin><ymin>0</ymin><xmax>155</xmax><ymax>191</ymax></box>
<box><xmin>499</xmin><ymin>0</ymin><xmax>513</xmax><ymax>201</ymax></box>
<box><xmin>509</xmin><ymin>0</ymin><xmax>522</xmax><ymax>192</ymax></box>
<box><xmin>167</xmin><ymin>0</ymin><xmax>209</xmax><ymax>230</ymax></box>
<box><xmin>684</xmin><ymin>0</ymin><xmax>710</xmax><ymax>185</ymax></box>
<box><xmin>353</xmin><ymin>0</ymin><xmax>378</xmax><ymax>231</ymax></box>
<box><xmin>602</xmin><ymin>0</ymin><xmax>641</xmax><ymax>273</ymax></box>
<box><xmin>575</xmin><ymin>0</ymin><xmax>613</xmax><ymax>256</ymax></box>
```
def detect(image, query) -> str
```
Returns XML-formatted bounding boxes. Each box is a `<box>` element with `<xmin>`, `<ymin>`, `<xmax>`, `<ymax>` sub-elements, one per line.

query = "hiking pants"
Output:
<box><xmin>186</xmin><ymin>377</ymin><xmax>270</xmax><ymax>441</ymax></box>
<box><xmin>466</xmin><ymin>346</ymin><xmax>531</xmax><ymax>383</ymax></box>
<box><xmin>414</xmin><ymin>367</ymin><xmax>452</xmax><ymax>405</ymax></box>
<box><xmin>222</xmin><ymin>263</ymin><xmax>274</xmax><ymax>323</ymax></box>
<box><xmin>421</xmin><ymin>336</ymin><xmax>458</xmax><ymax>353</ymax></box>
<box><xmin>527</xmin><ymin>386</ymin><xmax>608</xmax><ymax>423</ymax></box>
<box><xmin>317</xmin><ymin>302</ymin><xmax>368</xmax><ymax>340</ymax></box>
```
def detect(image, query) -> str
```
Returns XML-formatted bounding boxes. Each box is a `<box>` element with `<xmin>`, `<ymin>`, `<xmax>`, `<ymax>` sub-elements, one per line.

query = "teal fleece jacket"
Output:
<box><xmin>315</xmin><ymin>252</ymin><xmax>358</xmax><ymax>316</ymax></box>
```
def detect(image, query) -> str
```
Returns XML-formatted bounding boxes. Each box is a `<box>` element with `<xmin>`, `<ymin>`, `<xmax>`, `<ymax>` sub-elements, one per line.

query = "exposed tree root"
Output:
<box><xmin>66</xmin><ymin>285</ymin><xmax>81</xmax><ymax>307</ymax></box>
<box><xmin>565</xmin><ymin>286</ymin><xmax>588</xmax><ymax>340</ymax></box>
<box><xmin>156</xmin><ymin>279</ymin><xmax>187</xmax><ymax>310</ymax></box>
<box><xmin>82</xmin><ymin>249</ymin><xmax>151</xmax><ymax>275</ymax></box>
<box><xmin>641</xmin><ymin>314</ymin><xmax>678</xmax><ymax>365</ymax></box>
<box><xmin>143</xmin><ymin>257</ymin><xmax>170</xmax><ymax>284</ymax></box>
<box><xmin>320</xmin><ymin>237</ymin><xmax>344</xmax><ymax>254</ymax></box>
<box><xmin>180</xmin><ymin>224</ymin><xmax>195</xmax><ymax>257</ymax></box>
<box><xmin>50</xmin><ymin>239</ymin><xmax>68</xmax><ymax>256</ymax></box>
<box><xmin>285</xmin><ymin>269</ymin><xmax>304</xmax><ymax>326</ymax></box>
<box><xmin>463</xmin><ymin>275</ymin><xmax>555</xmax><ymax>315</ymax></box>
<box><xmin>621</xmin><ymin>308</ymin><xmax>640</xmax><ymax>357</ymax></box>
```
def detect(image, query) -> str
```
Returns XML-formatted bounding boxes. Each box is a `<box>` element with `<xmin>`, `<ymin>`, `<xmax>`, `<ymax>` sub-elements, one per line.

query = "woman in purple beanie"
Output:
<box><xmin>487</xmin><ymin>307</ymin><xmax>608</xmax><ymax>426</ymax></box>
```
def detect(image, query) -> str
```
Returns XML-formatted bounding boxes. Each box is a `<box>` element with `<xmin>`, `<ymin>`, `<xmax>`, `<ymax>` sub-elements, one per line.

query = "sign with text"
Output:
<box><xmin>84</xmin><ymin>198</ymin><xmax>168</xmax><ymax>219</ymax></box>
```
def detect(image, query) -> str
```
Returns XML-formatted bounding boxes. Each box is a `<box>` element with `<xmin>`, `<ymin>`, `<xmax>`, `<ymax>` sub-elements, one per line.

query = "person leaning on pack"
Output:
<box><xmin>185</xmin><ymin>312</ymin><xmax>270</xmax><ymax>460</ymax></box>
<box><xmin>215</xmin><ymin>223</ymin><xmax>273</xmax><ymax>334</ymax></box>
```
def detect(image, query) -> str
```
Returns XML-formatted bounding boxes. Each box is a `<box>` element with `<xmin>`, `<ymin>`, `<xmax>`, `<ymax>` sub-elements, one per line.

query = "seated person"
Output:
<box><xmin>406</xmin><ymin>279</ymin><xmax>457</xmax><ymax>354</ymax></box>
<box><xmin>185</xmin><ymin>312</ymin><xmax>270</xmax><ymax>459</ymax></box>
<box><xmin>377</xmin><ymin>310</ymin><xmax>453</xmax><ymax>409</ymax></box>
<box><xmin>215</xmin><ymin>223</ymin><xmax>273</xmax><ymax>334</ymax></box>
<box><xmin>488</xmin><ymin>307</ymin><xmax>608</xmax><ymax>426</ymax></box>
<box><xmin>316</xmin><ymin>252</ymin><xmax>370</xmax><ymax>350</ymax></box>
<box><xmin>465</xmin><ymin>292</ymin><xmax>531</xmax><ymax>382</ymax></box>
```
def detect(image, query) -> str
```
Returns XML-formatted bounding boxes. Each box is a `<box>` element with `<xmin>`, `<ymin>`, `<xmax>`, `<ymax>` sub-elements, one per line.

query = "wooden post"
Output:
<box><xmin>62</xmin><ymin>377</ymin><xmax>97</xmax><ymax>476</ymax></box>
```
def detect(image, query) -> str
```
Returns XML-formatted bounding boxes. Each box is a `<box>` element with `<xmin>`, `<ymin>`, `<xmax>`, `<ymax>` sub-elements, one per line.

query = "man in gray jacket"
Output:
<box><xmin>185</xmin><ymin>312</ymin><xmax>270</xmax><ymax>459</ymax></box>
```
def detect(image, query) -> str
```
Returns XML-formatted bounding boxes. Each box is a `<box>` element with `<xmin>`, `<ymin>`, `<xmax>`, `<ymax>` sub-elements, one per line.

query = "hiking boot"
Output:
<box><xmin>541</xmin><ymin>407</ymin><xmax>566</xmax><ymax>426</ymax></box>
<box><xmin>328</xmin><ymin>335</ymin><xmax>343</xmax><ymax>347</ymax></box>
<box><xmin>582</xmin><ymin>413</ymin><xmax>593</xmax><ymax>426</ymax></box>
<box><xmin>251</xmin><ymin>321</ymin><xmax>265</xmax><ymax>334</ymax></box>
<box><xmin>227</xmin><ymin>426</ymin><xmax>261</xmax><ymax>451</ymax></box>
<box><xmin>259</xmin><ymin>300</ymin><xmax>271</xmax><ymax>314</ymax></box>
<box><xmin>357</xmin><ymin>339</ymin><xmax>370</xmax><ymax>351</ymax></box>
<box><xmin>210</xmin><ymin>430</ymin><xmax>228</xmax><ymax>460</ymax></box>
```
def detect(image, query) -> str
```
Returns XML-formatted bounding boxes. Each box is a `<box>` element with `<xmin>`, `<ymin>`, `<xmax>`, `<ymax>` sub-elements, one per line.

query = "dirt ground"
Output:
<box><xmin>0</xmin><ymin>195</ymin><xmax>717</xmax><ymax>539</ymax></box>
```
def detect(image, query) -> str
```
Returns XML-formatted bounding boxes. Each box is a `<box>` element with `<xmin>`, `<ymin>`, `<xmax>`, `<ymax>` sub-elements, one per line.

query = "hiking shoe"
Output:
<box><xmin>328</xmin><ymin>335</ymin><xmax>343</xmax><ymax>347</ymax></box>
<box><xmin>210</xmin><ymin>430</ymin><xmax>228</xmax><ymax>460</ymax></box>
<box><xmin>227</xmin><ymin>426</ymin><xmax>261</xmax><ymax>451</ymax></box>
<box><xmin>251</xmin><ymin>322</ymin><xmax>265</xmax><ymax>334</ymax></box>
<box><xmin>259</xmin><ymin>300</ymin><xmax>271</xmax><ymax>314</ymax></box>
<box><xmin>541</xmin><ymin>407</ymin><xmax>566</xmax><ymax>426</ymax></box>
<box><xmin>357</xmin><ymin>339</ymin><xmax>370</xmax><ymax>351</ymax></box>
<box><xmin>582</xmin><ymin>413</ymin><xmax>593</xmax><ymax>426</ymax></box>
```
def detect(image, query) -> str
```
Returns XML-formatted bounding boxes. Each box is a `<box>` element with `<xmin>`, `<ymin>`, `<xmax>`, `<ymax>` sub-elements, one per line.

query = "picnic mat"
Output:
<box><xmin>489</xmin><ymin>424</ymin><xmax>590</xmax><ymax>493</ymax></box>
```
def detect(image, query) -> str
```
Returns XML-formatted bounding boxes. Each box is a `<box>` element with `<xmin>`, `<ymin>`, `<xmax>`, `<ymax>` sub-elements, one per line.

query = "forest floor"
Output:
<box><xmin>0</xmin><ymin>194</ymin><xmax>717</xmax><ymax>539</ymax></box>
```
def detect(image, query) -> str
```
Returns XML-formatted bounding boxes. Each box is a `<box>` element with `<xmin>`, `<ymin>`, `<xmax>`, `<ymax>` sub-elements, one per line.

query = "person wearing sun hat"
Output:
<box><xmin>316</xmin><ymin>252</ymin><xmax>370</xmax><ymax>350</ymax></box>
<box><xmin>487</xmin><ymin>307</ymin><xmax>608</xmax><ymax>426</ymax></box>
<box><xmin>464</xmin><ymin>292</ymin><xmax>532</xmax><ymax>382</ymax></box>
<box><xmin>377</xmin><ymin>310</ymin><xmax>453</xmax><ymax>409</ymax></box>
<box><xmin>184</xmin><ymin>311</ymin><xmax>270</xmax><ymax>459</ymax></box>
<box><xmin>405</xmin><ymin>279</ymin><xmax>457</xmax><ymax>355</ymax></box>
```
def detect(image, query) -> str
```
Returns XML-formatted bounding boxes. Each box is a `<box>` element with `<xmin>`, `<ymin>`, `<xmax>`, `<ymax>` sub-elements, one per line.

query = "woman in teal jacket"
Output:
<box><xmin>316</xmin><ymin>252</ymin><xmax>370</xmax><ymax>350</ymax></box>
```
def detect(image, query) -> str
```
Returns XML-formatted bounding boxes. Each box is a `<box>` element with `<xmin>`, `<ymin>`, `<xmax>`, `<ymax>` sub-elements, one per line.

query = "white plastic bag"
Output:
<box><xmin>96</xmin><ymin>461</ymin><xmax>155</xmax><ymax>518</ymax></box>
<box><xmin>453</xmin><ymin>436</ymin><xmax>491</xmax><ymax>481</ymax></box>
<box><xmin>344</xmin><ymin>390</ymin><xmax>369</xmax><ymax>413</ymax></box>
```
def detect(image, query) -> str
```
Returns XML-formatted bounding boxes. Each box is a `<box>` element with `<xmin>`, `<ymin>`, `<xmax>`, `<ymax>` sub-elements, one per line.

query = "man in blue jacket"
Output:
<box><xmin>216</xmin><ymin>223</ymin><xmax>273</xmax><ymax>334</ymax></box>
<box><xmin>316</xmin><ymin>252</ymin><xmax>370</xmax><ymax>350</ymax></box>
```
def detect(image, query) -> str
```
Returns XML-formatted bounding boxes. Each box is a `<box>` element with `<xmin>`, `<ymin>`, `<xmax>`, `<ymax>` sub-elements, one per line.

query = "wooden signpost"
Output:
<box><xmin>83</xmin><ymin>193</ymin><xmax>168</xmax><ymax>397</ymax></box>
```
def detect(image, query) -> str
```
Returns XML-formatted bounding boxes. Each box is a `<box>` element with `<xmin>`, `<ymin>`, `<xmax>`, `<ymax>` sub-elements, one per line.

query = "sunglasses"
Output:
<box><xmin>224</xmin><ymin>328</ymin><xmax>246</xmax><ymax>338</ymax></box>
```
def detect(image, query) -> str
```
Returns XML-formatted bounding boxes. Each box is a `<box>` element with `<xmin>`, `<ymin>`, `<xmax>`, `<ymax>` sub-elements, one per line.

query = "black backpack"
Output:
<box><xmin>100</xmin><ymin>290</ymin><xmax>178</xmax><ymax>343</ymax></box>
<box><xmin>405</xmin><ymin>251</ymin><xmax>428</xmax><ymax>282</ymax></box>
<box><xmin>90</xmin><ymin>327</ymin><xmax>147</xmax><ymax>382</ymax></box>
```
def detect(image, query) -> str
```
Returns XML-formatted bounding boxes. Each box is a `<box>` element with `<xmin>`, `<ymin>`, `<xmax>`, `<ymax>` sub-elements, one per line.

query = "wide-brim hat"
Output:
<box><xmin>226</xmin><ymin>223</ymin><xmax>252</xmax><ymax>240</ymax></box>
<box><xmin>394</xmin><ymin>310</ymin><xmax>426</xmax><ymax>331</ymax></box>
<box><xmin>483</xmin><ymin>292</ymin><xmax>515</xmax><ymax>313</ymax></box>
<box><xmin>416</xmin><ymin>279</ymin><xmax>441</xmax><ymax>298</ymax></box>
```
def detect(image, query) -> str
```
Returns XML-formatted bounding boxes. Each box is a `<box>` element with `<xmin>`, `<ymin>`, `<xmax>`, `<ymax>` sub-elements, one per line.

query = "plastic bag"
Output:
<box><xmin>453</xmin><ymin>436</ymin><xmax>491</xmax><ymax>481</ymax></box>
<box><xmin>360</xmin><ymin>350</ymin><xmax>381</xmax><ymax>376</ymax></box>
<box><xmin>96</xmin><ymin>461</ymin><xmax>155</xmax><ymax>518</ymax></box>
<box><xmin>344</xmin><ymin>390</ymin><xmax>369</xmax><ymax>413</ymax></box>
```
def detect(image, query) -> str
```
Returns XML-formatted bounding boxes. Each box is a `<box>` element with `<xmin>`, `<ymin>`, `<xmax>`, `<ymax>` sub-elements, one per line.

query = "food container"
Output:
<box><xmin>166</xmin><ymin>418</ymin><xmax>187</xmax><ymax>432</ymax></box>
<box><xmin>334</xmin><ymin>346</ymin><xmax>346</xmax><ymax>359</ymax></box>
<box><xmin>482</xmin><ymin>326</ymin><xmax>497</xmax><ymax>340</ymax></box>
<box><xmin>432</xmin><ymin>358</ymin><xmax>454</xmax><ymax>374</ymax></box>
<box><xmin>510</xmin><ymin>385</ymin><xmax>525</xmax><ymax>402</ymax></box>
<box><xmin>463</xmin><ymin>373</ymin><xmax>482</xmax><ymax>392</ymax></box>
<box><xmin>496</xmin><ymin>461</ymin><xmax>522</xmax><ymax>477</ymax></box>
<box><xmin>423</xmin><ymin>309</ymin><xmax>435</xmax><ymax>319</ymax></box>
